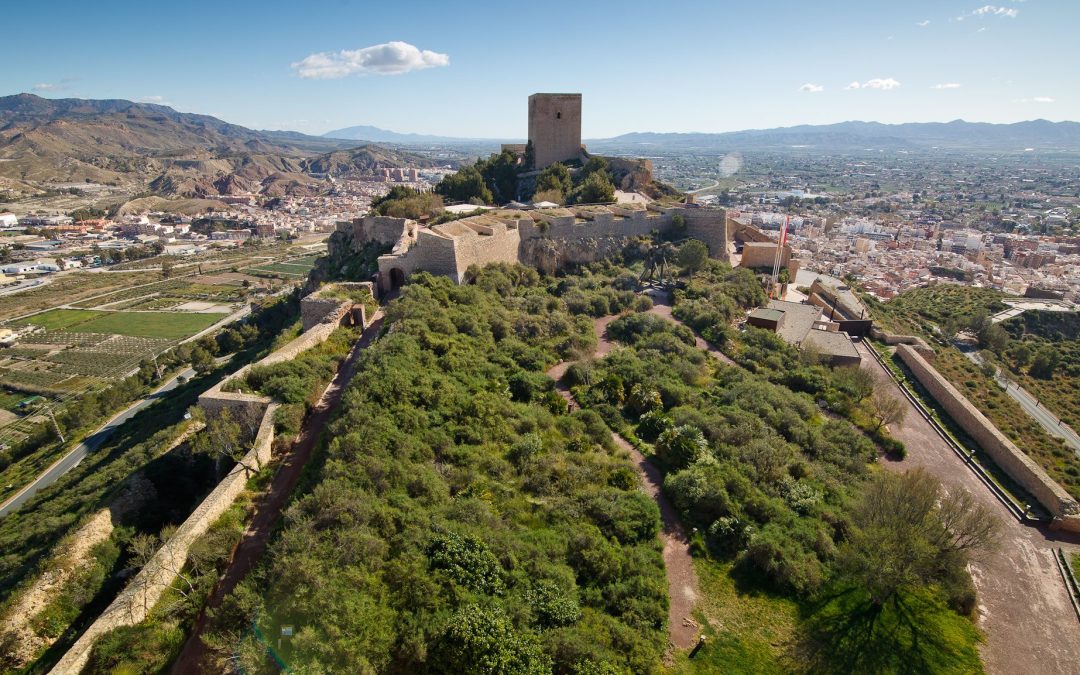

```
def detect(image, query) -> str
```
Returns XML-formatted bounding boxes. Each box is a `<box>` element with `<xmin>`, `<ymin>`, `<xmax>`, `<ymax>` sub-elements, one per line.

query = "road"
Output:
<box><xmin>0</xmin><ymin>366</ymin><xmax>195</xmax><ymax>519</ymax></box>
<box><xmin>962</xmin><ymin>349</ymin><xmax>1080</xmax><ymax>460</ymax></box>
<box><xmin>855</xmin><ymin>341</ymin><xmax>1080</xmax><ymax>674</ymax></box>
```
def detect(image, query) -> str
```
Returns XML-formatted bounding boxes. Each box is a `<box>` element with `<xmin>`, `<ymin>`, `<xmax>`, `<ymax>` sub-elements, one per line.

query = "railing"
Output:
<box><xmin>862</xmin><ymin>340</ymin><xmax>1032</xmax><ymax>523</ymax></box>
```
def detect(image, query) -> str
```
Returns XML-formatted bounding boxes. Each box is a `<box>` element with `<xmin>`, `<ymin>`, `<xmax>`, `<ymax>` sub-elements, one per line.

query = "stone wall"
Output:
<box><xmin>50</xmin><ymin>403</ymin><xmax>279</xmax><ymax>675</ymax></box>
<box><xmin>370</xmin><ymin>205</ymin><xmax>728</xmax><ymax>291</ymax></box>
<box><xmin>199</xmin><ymin>297</ymin><xmax>358</xmax><ymax>421</ymax></box>
<box><xmin>300</xmin><ymin>282</ymin><xmax>373</xmax><ymax>331</ymax></box>
<box><xmin>336</xmin><ymin>216</ymin><xmax>410</xmax><ymax>250</ymax></box>
<box><xmin>528</xmin><ymin>93</ymin><xmax>582</xmax><ymax>169</ymax></box>
<box><xmin>870</xmin><ymin>327</ymin><xmax>935</xmax><ymax>360</ymax></box>
<box><xmin>896</xmin><ymin>344</ymin><xmax>1080</xmax><ymax>521</ymax></box>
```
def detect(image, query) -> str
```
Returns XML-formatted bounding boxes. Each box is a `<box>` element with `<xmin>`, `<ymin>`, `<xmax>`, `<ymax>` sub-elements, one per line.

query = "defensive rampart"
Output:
<box><xmin>366</xmin><ymin>203</ymin><xmax>729</xmax><ymax>292</ymax></box>
<box><xmin>896</xmin><ymin>344</ymin><xmax>1080</xmax><ymax>530</ymax></box>
<box><xmin>49</xmin><ymin>403</ymin><xmax>279</xmax><ymax>674</ymax></box>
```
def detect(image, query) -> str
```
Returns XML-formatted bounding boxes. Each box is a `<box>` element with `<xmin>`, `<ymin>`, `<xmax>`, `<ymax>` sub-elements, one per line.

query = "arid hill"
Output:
<box><xmin>0</xmin><ymin>94</ymin><xmax>439</xmax><ymax>197</ymax></box>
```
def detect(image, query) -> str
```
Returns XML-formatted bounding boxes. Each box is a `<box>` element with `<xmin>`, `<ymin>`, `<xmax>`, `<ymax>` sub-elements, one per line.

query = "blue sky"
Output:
<box><xmin>3</xmin><ymin>0</ymin><xmax>1075</xmax><ymax>138</ymax></box>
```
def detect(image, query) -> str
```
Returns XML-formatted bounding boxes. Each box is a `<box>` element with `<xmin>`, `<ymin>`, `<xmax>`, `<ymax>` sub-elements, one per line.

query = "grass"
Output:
<box><xmin>669</xmin><ymin>560</ymin><xmax>801</xmax><ymax>674</ymax></box>
<box><xmin>21</xmin><ymin>309</ymin><xmax>106</xmax><ymax>331</ymax></box>
<box><xmin>19</xmin><ymin>310</ymin><xmax>221</xmax><ymax>340</ymax></box>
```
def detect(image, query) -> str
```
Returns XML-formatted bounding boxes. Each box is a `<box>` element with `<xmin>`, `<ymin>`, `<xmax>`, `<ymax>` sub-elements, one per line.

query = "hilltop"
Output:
<box><xmin>0</xmin><ymin>94</ymin><xmax>437</xmax><ymax>197</ymax></box>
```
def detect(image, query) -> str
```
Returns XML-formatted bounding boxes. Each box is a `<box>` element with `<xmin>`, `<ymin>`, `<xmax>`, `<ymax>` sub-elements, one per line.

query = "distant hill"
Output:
<box><xmin>303</xmin><ymin>145</ymin><xmax>442</xmax><ymax>176</ymax></box>
<box><xmin>587</xmin><ymin>120</ymin><xmax>1080</xmax><ymax>153</ymax></box>
<box><xmin>323</xmin><ymin>118</ymin><xmax>1080</xmax><ymax>153</ymax></box>
<box><xmin>0</xmin><ymin>94</ymin><xmax>438</xmax><ymax>199</ymax></box>
<box><xmin>323</xmin><ymin>124</ymin><xmax>515</xmax><ymax>145</ymax></box>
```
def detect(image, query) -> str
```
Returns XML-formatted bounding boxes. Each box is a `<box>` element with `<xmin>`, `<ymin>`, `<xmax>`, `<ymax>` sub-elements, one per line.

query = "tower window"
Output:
<box><xmin>556</xmin><ymin>112</ymin><xmax>562</xmax><ymax>119</ymax></box>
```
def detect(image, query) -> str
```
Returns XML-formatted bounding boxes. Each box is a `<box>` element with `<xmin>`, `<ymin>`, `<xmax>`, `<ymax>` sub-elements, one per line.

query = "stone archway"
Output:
<box><xmin>389</xmin><ymin>267</ymin><xmax>406</xmax><ymax>290</ymax></box>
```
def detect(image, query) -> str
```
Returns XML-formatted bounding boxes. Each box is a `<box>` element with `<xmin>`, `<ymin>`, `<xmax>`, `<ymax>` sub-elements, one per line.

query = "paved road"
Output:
<box><xmin>962</xmin><ymin>349</ymin><xmax>1080</xmax><ymax>459</ymax></box>
<box><xmin>0</xmin><ymin>366</ymin><xmax>195</xmax><ymax>519</ymax></box>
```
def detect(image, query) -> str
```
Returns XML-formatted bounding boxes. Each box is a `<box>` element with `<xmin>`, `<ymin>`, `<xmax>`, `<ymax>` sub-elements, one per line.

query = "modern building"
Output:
<box><xmin>748</xmin><ymin>299</ymin><xmax>861</xmax><ymax>366</ymax></box>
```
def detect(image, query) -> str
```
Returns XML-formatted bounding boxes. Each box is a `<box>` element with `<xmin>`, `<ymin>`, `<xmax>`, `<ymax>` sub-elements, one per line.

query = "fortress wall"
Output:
<box><xmin>682</xmin><ymin>209</ymin><xmax>729</xmax><ymax>258</ymax></box>
<box><xmin>869</xmin><ymin>327</ymin><xmax>935</xmax><ymax>360</ymax></box>
<box><xmin>56</xmin><ymin>290</ymin><xmax>370</xmax><ymax>672</ymax></box>
<box><xmin>377</xmin><ymin>228</ymin><xmax>460</xmax><ymax>284</ymax></box>
<box><xmin>338</xmin><ymin>216</ymin><xmax>410</xmax><ymax>249</ymax></box>
<box><xmin>896</xmin><ymin>344</ymin><xmax>1079</xmax><ymax>520</ymax></box>
<box><xmin>453</xmin><ymin>226</ymin><xmax>521</xmax><ymax>278</ymax></box>
<box><xmin>50</xmin><ymin>403</ymin><xmax>279</xmax><ymax>675</ymax></box>
<box><xmin>199</xmin><ymin>299</ymin><xmax>354</xmax><ymax>420</ymax></box>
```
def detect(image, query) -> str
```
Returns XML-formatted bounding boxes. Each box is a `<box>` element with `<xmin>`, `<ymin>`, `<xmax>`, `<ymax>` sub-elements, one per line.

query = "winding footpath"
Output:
<box><xmin>547</xmin><ymin>313</ymin><xmax>701</xmax><ymax>651</ymax></box>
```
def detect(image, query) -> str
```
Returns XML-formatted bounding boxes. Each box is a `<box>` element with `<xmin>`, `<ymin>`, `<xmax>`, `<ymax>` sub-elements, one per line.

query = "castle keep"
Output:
<box><xmin>528</xmin><ymin>93</ymin><xmax>583</xmax><ymax>169</ymax></box>
<box><xmin>333</xmin><ymin>202</ymin><xmax>730</xmax><ymax>293</ymax></box>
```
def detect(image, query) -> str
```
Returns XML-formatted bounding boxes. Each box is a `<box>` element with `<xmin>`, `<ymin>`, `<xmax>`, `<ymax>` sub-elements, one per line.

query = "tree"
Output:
<box><xmin>967</xmin><ymin>312</ymin><xmax>1008</xmax><ymax>352</ymax></box>
<box><xmin>161</xmin><ymin>257</ymin><xmax>175</xmax><ymax>279</ymax></box>
<box><xmin>435</xmin><ymin>165</ymin><xmax>494</xmax><ymax>204</ymax></box>
<box><xmin>1029</xmin><ymin>346</ymin><xmax>1059</xmax><ymax>379</ymax></box>
<box><xmin>535</xmin><ymin>162</ymin><xmax>572</xmax><ymax>198</ymax></box>
<box><xmin>432</xmin><ymin>605</ymin><xmax>550</xmax><ymax>675</ymax></box>
<box><xmin>869</xmin><ymin>389</ymin><xmax>907</xmax><ymax>433</ymax></box>
<box><xmin>581</xmin><ymin>156</ymin><xmax>611</xmax><ymax>180</ymax></box>
<box><xmin>676</xmin><ymin>240</ymin><xmax>708</xmax><ymax>282</ymax></box>
<box><xmin>839</xmin><ymin>469</ymin><xmax>1000</xmax><ymax>606</ymax></box>
<box><xmin>655</xmin><ymin>425</ymin><xmax>707</xmax><ymax>470</ymax></box>
<box><xmin>574</xmin><ymin>171</ymin><xmax>615</xmax><ymax>204</ymax></box>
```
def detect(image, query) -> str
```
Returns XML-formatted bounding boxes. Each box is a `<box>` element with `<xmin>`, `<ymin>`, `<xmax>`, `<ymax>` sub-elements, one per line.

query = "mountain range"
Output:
<box><xmin>0</xmin><ymin>94</ymin><xmax>439</xmax><ymax>200</ymax></box>
<box><xmin>325</xmin><ymin>119</ymin><xmax>1080</xmax><ymax>153</ymax></box>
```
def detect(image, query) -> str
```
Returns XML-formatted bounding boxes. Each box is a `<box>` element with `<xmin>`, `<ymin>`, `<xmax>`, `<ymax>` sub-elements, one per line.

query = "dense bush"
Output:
<box><xmin>206</xmin><ymin>267</ymin><xmax>667</xmax><ymax>673</ymax></box>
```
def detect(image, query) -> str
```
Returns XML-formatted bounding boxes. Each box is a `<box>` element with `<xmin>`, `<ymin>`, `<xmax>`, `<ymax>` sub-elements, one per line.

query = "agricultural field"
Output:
<box><xmin>20</xmin><ymin>309</ymin><xmax>221</xmax><ymax>340</ymax></box>
<box><xmin>0</xmin><ymin>270</ymin><xmax>164</xmax><ymax>323</ymax></box>
<box><xmin>245</xmin><ymin>254</ymin><xmax>321</xmax><ymax>279</ymax></box>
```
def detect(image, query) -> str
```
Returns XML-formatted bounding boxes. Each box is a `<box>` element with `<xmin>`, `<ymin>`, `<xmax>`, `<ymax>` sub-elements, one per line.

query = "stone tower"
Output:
<box><xmin>528</xmin><ymin>93</ymin><xmax>582</xmax><ymax>169</ymax></box>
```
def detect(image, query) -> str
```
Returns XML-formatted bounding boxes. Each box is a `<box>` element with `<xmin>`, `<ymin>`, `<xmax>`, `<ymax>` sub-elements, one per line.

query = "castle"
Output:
<box><xmin>331</xmin><ymin>93</ymin><xmax>731</xmax><ymax>292</ymax></box>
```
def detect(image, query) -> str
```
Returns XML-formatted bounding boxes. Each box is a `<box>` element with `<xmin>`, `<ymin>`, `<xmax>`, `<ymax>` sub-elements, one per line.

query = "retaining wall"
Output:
<box><xmin>49</xmin><ymin>403</ymin><xmax>279</xmax><ymax>675</ymax></box>
<box><xmin>871</xmin><ymin>327</ymin><xmax>935</xmax><ymax>360</ymax></box>
<box><xmin>896</xmin><ymin>344</ymin><xmax>1080</xmax><ymax>524</ymax></box>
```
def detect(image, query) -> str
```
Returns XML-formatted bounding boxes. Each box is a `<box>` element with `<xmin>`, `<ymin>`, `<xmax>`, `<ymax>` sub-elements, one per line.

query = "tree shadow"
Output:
<box><xmin>800</xmin><ymin>584</ymin><xmax>979</xmax><ymax>675</ymax></box>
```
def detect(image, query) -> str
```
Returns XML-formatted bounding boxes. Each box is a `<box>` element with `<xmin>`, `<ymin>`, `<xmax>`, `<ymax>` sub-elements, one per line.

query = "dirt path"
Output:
<box><xmin>644</xmin><ymin>292</ymin><xmax>737</xmax><ymax>368</ymax></box>
<box><xmin>854</xmin><ymin>341</ymin><xmax>1080</xmax><ymax>674</ymax></box>
<box><xmin>547</xmin><ymin>313</ymin><xmax>700</xmax><ymax>651</ymax></box>
<box><xmin>170</xmin><ymin>312</ymin><xmax>384</xmax><ymax>674</ymax></box>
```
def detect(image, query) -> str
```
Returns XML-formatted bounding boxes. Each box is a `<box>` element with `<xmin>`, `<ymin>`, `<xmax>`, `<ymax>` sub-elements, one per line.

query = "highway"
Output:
<box><xmin>0</xmin><ymin>366</ymin><xmax>195</xmax><ymax>519</ymax></box>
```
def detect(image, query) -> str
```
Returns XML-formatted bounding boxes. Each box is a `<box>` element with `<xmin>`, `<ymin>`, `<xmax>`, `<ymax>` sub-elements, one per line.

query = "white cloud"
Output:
<box><xmin>1015</xmin><ymin>97</ymin><xmax>1056</xmax><ymax>103</ymax></box>
<box><xmin>139</xmin><ymin>95</ymin><xmax>168</xmax><ymax>104</ymax></box>
<box><xmin>972</xmin><ymin>5</ymin><xmax>1019</xmax><ymax>18</ymax></box>
<box><xmin>292</xmin><ymin>41</ymin><xmax>450</xmax><ymax>79</ymax></box>
<box><xmin>932</xmin><ymin>83</ymin><xmax>962</xmax><ymax>89</ymax></box>
<box><xmin>32</xmin><ymin>83</ymin><xmax>61</xmax><ymax>92</ymax></box>
<box><xmin>799</xmin><ymin>83</ymin><xmax>824</xmax><ymax>93</ymax></box>
<box><xmin>848</xmin><ymin>78</ymin><xmax>901</xmax><ymax>91</ymax></box>
<box><xmin>917</xmin><ymin>19</ymin><xmax>931</xmax><ymax>26</ymax></box>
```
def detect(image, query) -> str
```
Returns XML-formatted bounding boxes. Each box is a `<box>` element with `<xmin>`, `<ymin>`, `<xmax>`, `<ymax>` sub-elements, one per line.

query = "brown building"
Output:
<box><xmin>528</xmin><ymin>93</ymin><xmax>582</xmax><ymax>169</ymax></box>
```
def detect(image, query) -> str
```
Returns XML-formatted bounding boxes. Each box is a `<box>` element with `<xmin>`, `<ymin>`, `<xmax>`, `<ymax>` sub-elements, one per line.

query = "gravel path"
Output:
<box><xmin>546</xmin><ymin>312</ymin><xmax>701</xmax><ymax>651</ymax></box>
<box><xmin>855</xmin><ymin>341</ymin><xmax>1080</xmax><ymax>674</ymax></box>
